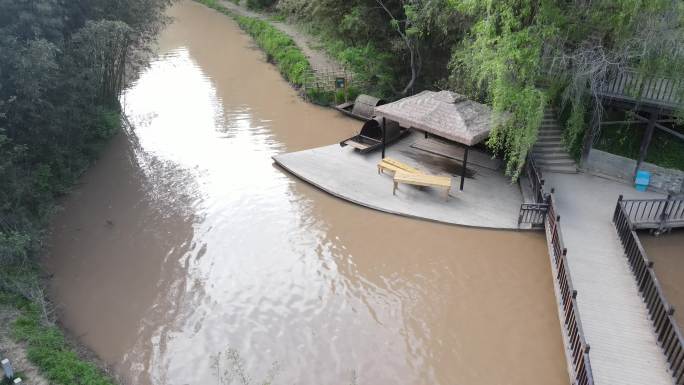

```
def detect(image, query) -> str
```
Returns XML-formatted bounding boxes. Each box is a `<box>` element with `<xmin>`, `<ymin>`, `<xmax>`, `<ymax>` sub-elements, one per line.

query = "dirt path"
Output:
<box><xmin>217</xmin><ymin>0</ymin><xmax>345</xmax><ymax>73</ymax></box>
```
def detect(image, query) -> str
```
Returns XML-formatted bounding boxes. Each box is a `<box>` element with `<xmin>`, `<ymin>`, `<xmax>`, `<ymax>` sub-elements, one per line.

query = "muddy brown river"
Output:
<box><xmin>46</xmin><ymin>2</ymin><xmax>568</xmax><ymax>384</ymax></box>
<box><xmin>641</xmin><ymin>229</ymin><xmax>684</xmax><ymax>328</ymax></box>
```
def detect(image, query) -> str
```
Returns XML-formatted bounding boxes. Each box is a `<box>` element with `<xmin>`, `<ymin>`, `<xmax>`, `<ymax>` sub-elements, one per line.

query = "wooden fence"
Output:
<box><xmin>599</xmin><ymin>70</ymin><xmax>683</xmax><ymax>109</ymax></box>
<box><xmin>518</xmin><ymin>203</ymin><xmax>548</xmax><ymax>227</ymax></box>
<box><xmin>547</xmin><ymin>192</ymin><xmax>595</xmax><ymax>385</ymax></box>
<box><xmin>522</xmin><ymin>156</ymin><xmax>595</xmax><ymax>385</ymax></box>
<box><xmin>518</xmin><ymin>157</ymin><xmax>549</xmax><ymax>227</ymax></box>
<box><xmin>614</xmin><ymin>196</ymin><xmax>684</xmax><ymax>385</ymax></box>
<box><xmin>620</xmin><ymin>195</ymin><xmax>684</xmax><ymax>232</ymax></box>
<box><xmin>301</xmin><ymin>68</ymin><xmax>361</xmax><ymax>94</ymax></box>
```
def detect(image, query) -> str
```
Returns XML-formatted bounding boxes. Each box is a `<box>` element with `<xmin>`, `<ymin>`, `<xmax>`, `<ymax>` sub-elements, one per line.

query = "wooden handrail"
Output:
<box><xmin>545</xmin><ymin>188</ymin><xmax>595</xmax><ymax>385</ymax></box>
<box><xmin>600</xmin><ymin>70</ymin><xmax>683</xmax><ymax>108</ymax></box>
<box><xmin>613</xmin><ymin>196</ymin><xmax>684</xmax><ymax>385</ymax></box>
<box><xmin>620</xmin><ymin>196</ymin><xmax>684</xmax><ymax>232</ymax></box>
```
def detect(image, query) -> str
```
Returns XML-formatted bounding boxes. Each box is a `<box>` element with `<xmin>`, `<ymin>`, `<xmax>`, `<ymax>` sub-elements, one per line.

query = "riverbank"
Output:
<box><xmin>194</xmin><ymin>0</ymin><xmax>376</xmax><ymax>104</ymax></box>
<box><xmin>0</xmin><ymin>293</ymin><xmax>114</xmax><ymax>385</ymax></box>
<box><xmin>0</xmin><ymin>112</ymin><xmax>121</xmax><ymax>385</ymax></box>
<box><xmin>0</xmin><ymin>116</ymin><xmax>122</xmax><ymax>385</ymax></box>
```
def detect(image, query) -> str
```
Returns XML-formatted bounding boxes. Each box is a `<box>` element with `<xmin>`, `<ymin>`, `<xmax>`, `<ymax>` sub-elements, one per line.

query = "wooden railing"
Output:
<box><xmin>614</xmin><ymin>196</ymin><xmax>684</xmax><ymax>385</ymax></box>
<box><xmin>518</xmin><ymin>203</ymin><xmax>548</xmax><ymax>227</ymax></box>
<box><xmin>526</xmin><ymin>155</ymin><xmax>545</xmax><ymax>204</ymax></box>
<box><xmin>599</xmin><ymin>70</ymin><xmax>683</xmax><ymax>109</ymax></box>
<box><xmin>547</xmin><ymin>192</ymin><xmax>595</xmax><ymax>385</ymax></box>
<box><xmin>522</xmin><ymin>156</ymin><xmax>594</xmax><ymax>385</ymax></box>
<box><xmin>620</xmin><ymin>195</ymin><xmax>684</xmax><ymax>232</ymax></box>
<box><xmin>518</xmin><ymin>156</ymin><xmax>549</xmax><ymax>227</ymax></box>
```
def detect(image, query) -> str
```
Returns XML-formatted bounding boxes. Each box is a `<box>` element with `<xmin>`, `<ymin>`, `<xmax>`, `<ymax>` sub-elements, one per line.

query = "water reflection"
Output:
<box><xmin>48</xmin><ymin>2</ymin><xmax>568</xmax><ymax>385</ymax></box>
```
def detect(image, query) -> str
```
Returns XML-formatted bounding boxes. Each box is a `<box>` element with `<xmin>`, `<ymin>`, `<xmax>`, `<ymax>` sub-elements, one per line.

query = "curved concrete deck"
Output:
<box><xmin>273</xmin><ymin>134</ymin><xmax>524</xmax><ymax>229</ymax></box>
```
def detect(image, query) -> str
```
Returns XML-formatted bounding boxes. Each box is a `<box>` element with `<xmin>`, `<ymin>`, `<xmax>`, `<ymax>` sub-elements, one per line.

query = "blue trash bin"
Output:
<box><xmin>635</xmin><ymin>170</ymin><xmax>650</xmax><ymax>192</ymax></box>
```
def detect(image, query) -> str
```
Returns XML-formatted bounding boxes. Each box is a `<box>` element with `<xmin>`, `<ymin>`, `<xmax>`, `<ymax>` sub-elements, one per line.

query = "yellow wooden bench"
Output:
<box><xmin>393</xmin><ymin>170</ymin><xmax>452</xmax><ymax>201</ymax></box>
<box><xmin>377</xmin><ymin>157</ymin><xmax>420</xmax><ymax>175</ymax></box>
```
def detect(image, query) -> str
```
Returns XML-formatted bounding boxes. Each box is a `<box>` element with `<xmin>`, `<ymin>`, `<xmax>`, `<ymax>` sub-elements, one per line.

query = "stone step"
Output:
<box><xmin>532</xmin><ymin>145</ymin><xmax>566</xmax><ymax>153</ymax></box>
<box><xmin>533</xmin><ymin>152</ymin><xmax>574</xmax><ymax>161</ymax></box>
<box><xmin>537</xmin><ymin>132</ymin><xmax>562</xmax><ymax>139</ymax></box>
<box><xmin>538</xmin><ymin>165</ymin><xmax>578</xmax><ymax>174</ymax></box>
<box><xmin>535</xmin><ymin>158</ymin><xmax>577</xmax><ymax>167</ymax></box>
<box><xmin>536</xmin><ymin>139</ymin><xmax>563</xmax><ymax>146</ymax></box>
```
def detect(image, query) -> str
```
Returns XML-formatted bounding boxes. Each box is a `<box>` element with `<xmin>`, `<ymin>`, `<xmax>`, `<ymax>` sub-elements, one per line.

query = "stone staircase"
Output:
<box><xmin>532</xmin><ymin>108</ymin><xmax>578</xmax><ymax>174</ymax></box>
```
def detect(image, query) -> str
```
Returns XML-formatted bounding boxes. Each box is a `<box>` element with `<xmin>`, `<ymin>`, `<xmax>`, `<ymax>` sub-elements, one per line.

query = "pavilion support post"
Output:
<box><xmin>580</xmin><ymin>104</ymin><xmax>600</xmax><ymax>167</ymax></box>
<box><xmin>381</xmin><ymin>117</ymin><xmax>387</xmax><ymax>159</ymax></box>
<box><xmin>634</xmin><ymin>111</ymin><xmax>658</xmax><ymax>180</ymax></box>
<box><xmin>460</xmin><ymin>146</ymin><xmax>469</xmax><ymax>191</ymax></box>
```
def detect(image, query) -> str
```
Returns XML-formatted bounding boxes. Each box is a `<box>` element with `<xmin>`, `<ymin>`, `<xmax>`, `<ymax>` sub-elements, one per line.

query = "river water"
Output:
<box><xmin>45</xmin><ymin>2</ymin><xmax>568</xmax><ymax>384</ymax></box>
<box><xmin>641</xmin><ymin>229</ymin><xmax>684</xmax><ymax>328</ymax></box>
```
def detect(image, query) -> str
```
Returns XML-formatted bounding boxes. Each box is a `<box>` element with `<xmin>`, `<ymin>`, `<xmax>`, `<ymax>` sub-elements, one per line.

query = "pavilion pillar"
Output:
<box><xmin>634</xmin><ymin>111</ymin><xmax>658</xmax><ymax>180</ymax></box>
<box><xmin>381</xmin><ymin>117</ymin><xmax>387</xmax><ymax>159</ymax></box>
<box><xmin>460</xmin><ymin>147</ymin><xmax>469</xmax><ymax>191</ymax></box>
<box><xmin>580</xmin><ymin>104</ymin><xmax>600</xmax><ymax>167</ymax></box>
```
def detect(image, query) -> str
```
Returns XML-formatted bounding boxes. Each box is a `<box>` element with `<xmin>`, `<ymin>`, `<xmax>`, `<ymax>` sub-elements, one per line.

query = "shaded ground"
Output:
<box><xmin>0</xmin><ymin>306</ymin><xmax>49</xmax><ymax>385</ymax></box>
<box><xmin>640</xmin><ymin>229</ymin><xmax>684</xmax><ymax>328</ymax></box>
<box><xmin>217</xmin><ymin>0</ymin><xmax>344</xmax><ymax>73</ymax></box>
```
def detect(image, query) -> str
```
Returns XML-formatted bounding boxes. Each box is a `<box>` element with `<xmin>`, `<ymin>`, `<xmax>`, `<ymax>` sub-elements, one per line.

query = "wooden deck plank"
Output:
<box><xmin>545</xmin><ymin>172</ymin><xmax>674</xmax><ymax>385</ymax></box>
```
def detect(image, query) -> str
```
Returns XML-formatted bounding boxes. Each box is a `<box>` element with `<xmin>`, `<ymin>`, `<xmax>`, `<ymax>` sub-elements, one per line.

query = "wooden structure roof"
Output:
<box><xmin>374</xmin><ymin>91</ymin><xmax>496</xmax><ymax>146</ymax></box>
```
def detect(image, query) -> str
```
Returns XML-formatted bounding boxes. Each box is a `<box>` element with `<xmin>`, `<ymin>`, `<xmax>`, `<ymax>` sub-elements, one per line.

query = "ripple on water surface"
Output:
<box><xmin>47</xmin><ymin>2</ymin><xmax>569</xmax><ymax>385</ymax></box>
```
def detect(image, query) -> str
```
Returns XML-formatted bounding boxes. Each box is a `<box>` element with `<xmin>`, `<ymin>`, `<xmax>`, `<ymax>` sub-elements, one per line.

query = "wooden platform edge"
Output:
<box><xmin>271</xmin><ymin>154</ymin><xmax>528</xmax><ymax>231</ymax></box>
<box><xmin>544</xmin><ymin>223</ymin><xmax>585</xmax><ymax>385</ymax></box>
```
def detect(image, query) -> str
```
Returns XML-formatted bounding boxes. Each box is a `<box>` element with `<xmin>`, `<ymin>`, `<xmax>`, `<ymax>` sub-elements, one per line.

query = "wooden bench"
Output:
<box><xmin>393</xmin><ymin>171</ymin><xmax>452</xmax><ymax>201</ymax></box>
<box><xmin>377</xmin><ymin>157</ymin><xmax>420</xmax><ymax>175</ymax></box>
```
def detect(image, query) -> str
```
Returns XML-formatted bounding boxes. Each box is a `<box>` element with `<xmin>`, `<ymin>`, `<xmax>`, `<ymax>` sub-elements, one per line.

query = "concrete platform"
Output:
<box><xmin>273</xmin><ymin>134</ymin><xmax>523</xmax><ymax>229</ymax></box>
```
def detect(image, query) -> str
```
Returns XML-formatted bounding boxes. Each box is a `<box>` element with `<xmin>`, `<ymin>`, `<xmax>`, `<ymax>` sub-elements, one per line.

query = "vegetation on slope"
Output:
<box><xmin>276</xmin><ymin>0</ymin><xmax>684</xmax><ymax>177</ymax></box>
<box><xmin>196</xmin><ymin>0</ymin><xmax>312</xmax><ymax>87</ymax></box>
<box><xmin>0</xmin><ymin>0</ymin><xmax>172</xmax><ymax>382</ymax></box>
<box><xmin>1</xmin><ymin>293</ymin><xmax>114</xmax><ymax>385</ymax></box>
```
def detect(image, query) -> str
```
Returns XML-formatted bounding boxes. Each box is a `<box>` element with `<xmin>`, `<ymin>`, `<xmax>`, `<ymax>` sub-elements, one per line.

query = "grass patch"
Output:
<box><xmin>195</xmin><ymin>0</ymin><xmax>311</xmax><ymax>87</ymax></box>
<box><xmin>0</xmin><ymin>293</ymin><xmax>114</xmax><ymax>385</ymax></box>
<box><xmin>317</xmin><ymin>38</ymin><xmax>394</xmax><ymax>99</ymax></box>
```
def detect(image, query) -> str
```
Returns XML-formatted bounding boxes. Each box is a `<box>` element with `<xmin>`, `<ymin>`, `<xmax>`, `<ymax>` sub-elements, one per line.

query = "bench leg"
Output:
<box><xmin>445</xmin><ymin>188</ymin><xmax>449</xmax><ymax>201</ymax></box>
<box><xmin>393</xmin><ymin>181</ymin><xmax>398</xmax><ymax>195</ymax></box>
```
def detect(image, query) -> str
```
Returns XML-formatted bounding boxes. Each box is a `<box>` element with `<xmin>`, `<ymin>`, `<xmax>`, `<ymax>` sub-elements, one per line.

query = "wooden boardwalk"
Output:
<box><xmin>545</xmin><ymin>172</ymin><xmax>674</xmax><ymax>385</ymax></box>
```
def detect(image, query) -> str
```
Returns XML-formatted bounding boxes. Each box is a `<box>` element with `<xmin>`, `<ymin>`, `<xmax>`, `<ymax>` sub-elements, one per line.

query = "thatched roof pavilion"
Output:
<box><xmin>374</xmin><ymin>90</ymin><xmax>497</xmax><ymax>190</ymax></box>
<box><xmin>374</xmin><ymin>90</ymin><xmax>494</xmax><ymax>146</ymax></box>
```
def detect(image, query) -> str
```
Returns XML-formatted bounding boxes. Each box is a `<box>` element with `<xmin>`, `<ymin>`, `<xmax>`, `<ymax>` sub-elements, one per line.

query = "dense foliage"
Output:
<box><xmin>274</xmin><ymin>0</ymin><xmax>684</xmax><ymax>176</ymax></box>
<box><xmin>0</xmin><ymin>0</ymin><xmax>171</xmax><ymax>382</ymax></box>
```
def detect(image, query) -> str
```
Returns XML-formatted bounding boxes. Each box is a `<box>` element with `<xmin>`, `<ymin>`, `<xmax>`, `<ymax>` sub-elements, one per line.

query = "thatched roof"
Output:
<box><xmin>374</xmin><ymin>91</ymin><xmax>496</xmax><ymax>146</ymax></box>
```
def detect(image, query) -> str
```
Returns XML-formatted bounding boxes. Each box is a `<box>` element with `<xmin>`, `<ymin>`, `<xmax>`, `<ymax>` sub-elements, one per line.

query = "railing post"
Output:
<box><xmin>658</xmin><ymin>194</ymin><xmax>672</xmax><ymax>233</ymax></box>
